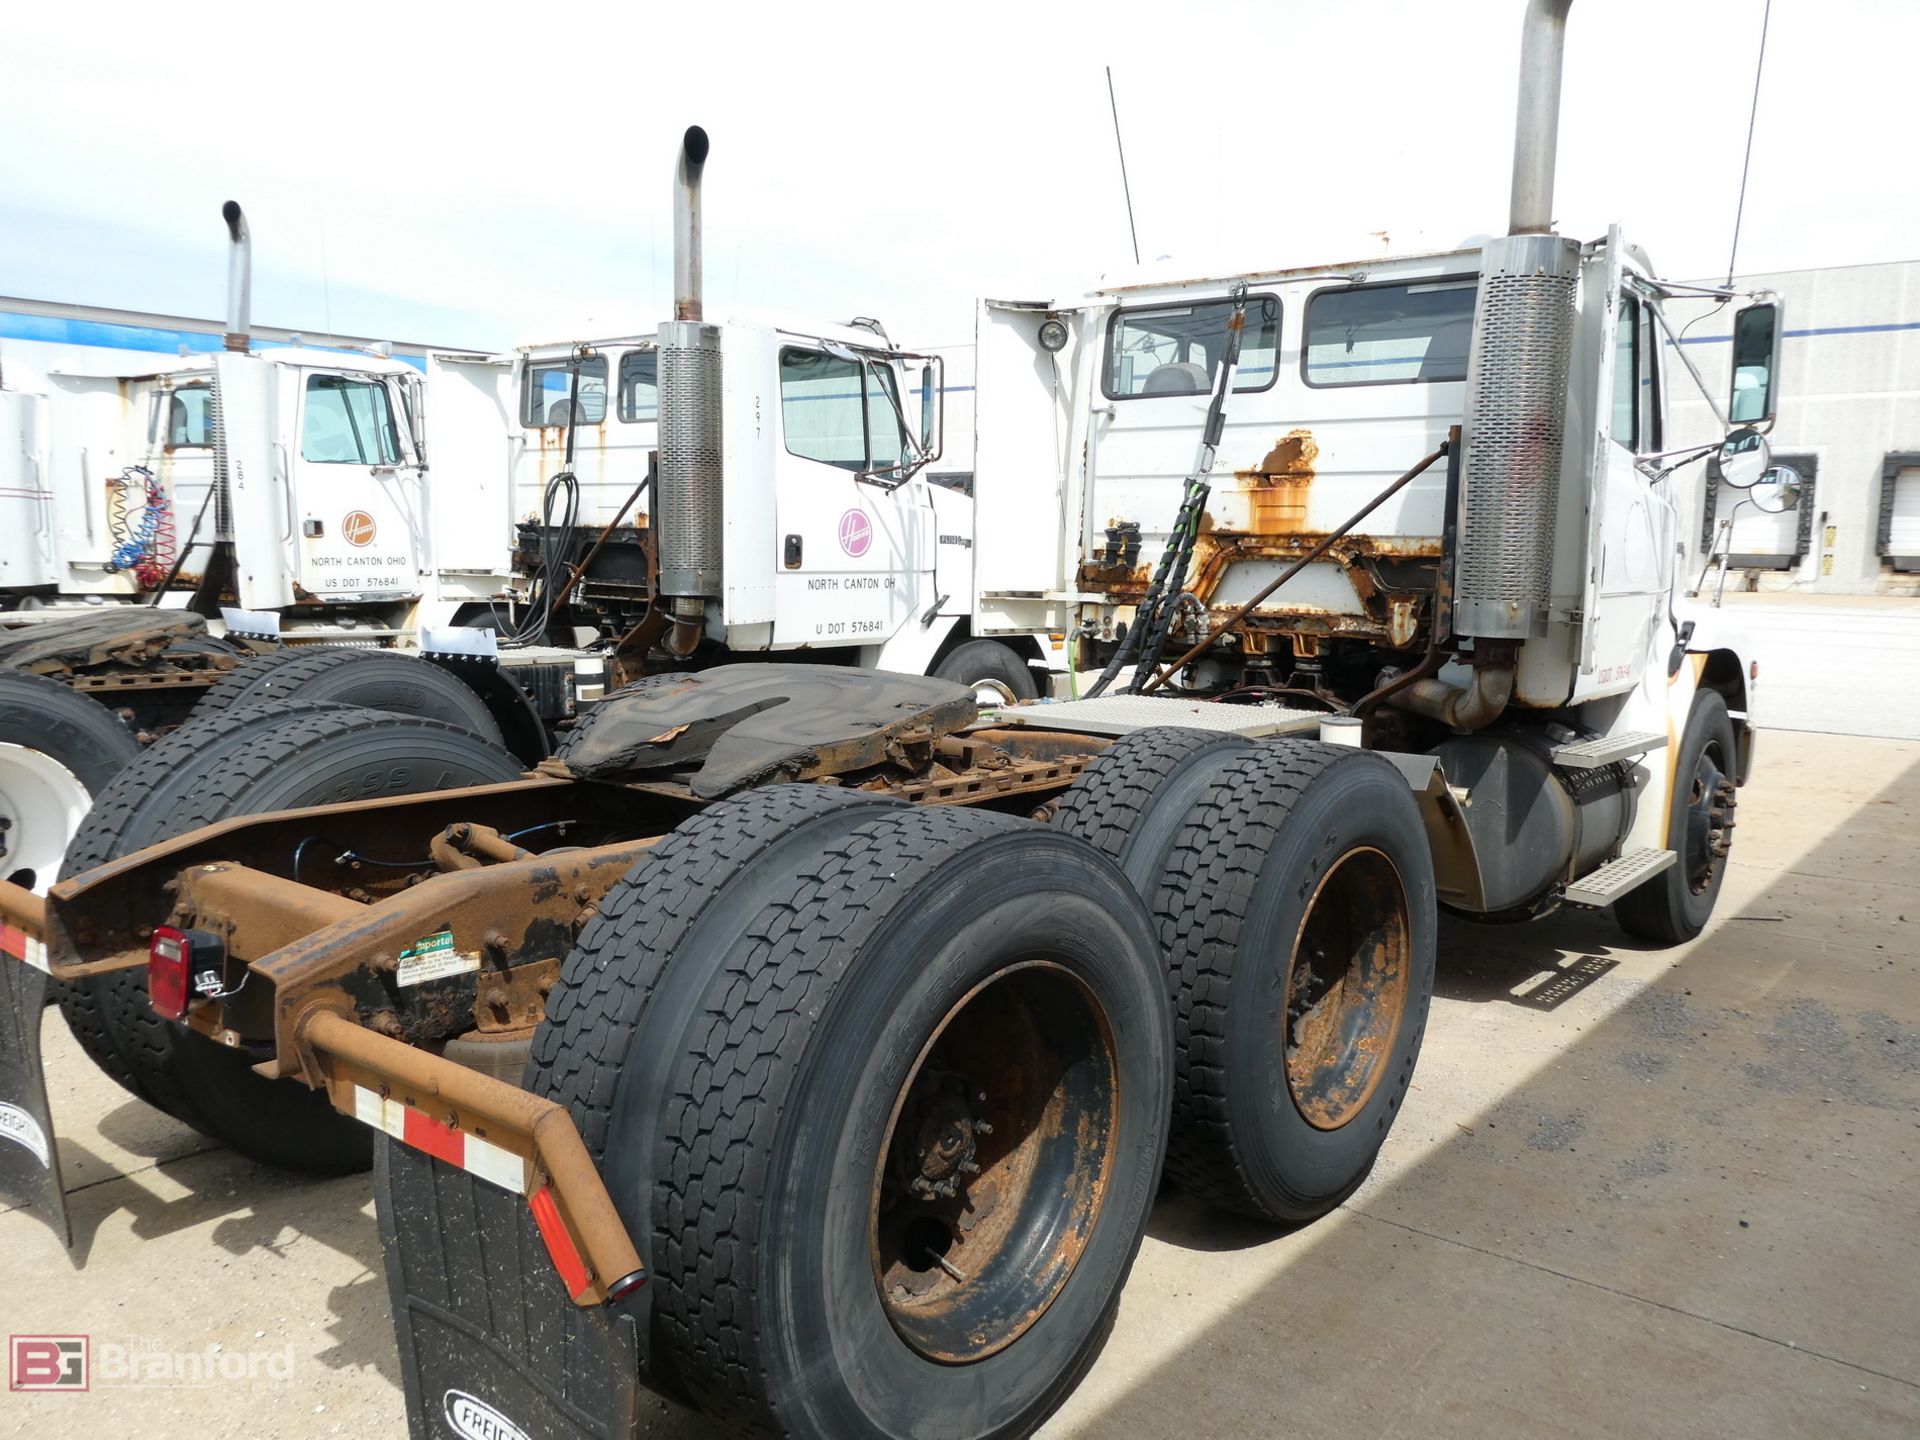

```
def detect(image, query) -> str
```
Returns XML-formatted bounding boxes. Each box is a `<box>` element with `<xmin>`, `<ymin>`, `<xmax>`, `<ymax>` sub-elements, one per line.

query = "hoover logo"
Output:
<box><xmin>838</xmin><ymin>507</ymin><xmax>872</xmax><ymax>558</ymax></box>
<box><xmin>10</xmin><ymin>1336</ymin><xmax>88</xmax><ymax>1391</ymax></box>
<box><xmin>444</xmin><ymin>1389</ymin><xmax>530</xmax><ymax>1440</ymax></box>
<box><xmin>342</xmin><ymin>510</ymin><xmax>378</xmax><ymax>547</ymax></box>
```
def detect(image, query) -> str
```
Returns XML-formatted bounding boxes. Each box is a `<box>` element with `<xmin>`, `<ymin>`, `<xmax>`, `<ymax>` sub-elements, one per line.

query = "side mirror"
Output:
<box><xmin>1709</xmin><ymin>425</ymin><xmax>1771</xmax><ymax>489</ymax></box>
<box><xmin>919</xmin><ymin>364</ymin><xmax>935</xmax><ymax>452</ymax></box>
<box><xmin>1729</xmin><ymin>299</ymin><xmax>1783</xmax><ymax>424</ymax></box>
<box><xmin>1749</xmin><ymin>464</ymin><xmax>1803</xmax><ymax>514</ymax></box>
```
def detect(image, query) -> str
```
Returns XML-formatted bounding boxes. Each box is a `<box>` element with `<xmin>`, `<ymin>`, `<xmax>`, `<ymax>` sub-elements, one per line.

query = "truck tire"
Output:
<box><xmin>1051</xmin><ymin>726</ymin><xmax>1256</xmax><ymax>893</ymax></box>
<box><xmin>1156</xmin><ymin>741</ymin><xmax>1436</xmax><ymax>1222</ymax></box>
<box><xmin>57</xmin><ymin>706</ymin><xmax>524</xmax><ymax>1172</ymax></box>
<box><xmin>190</xmin><ymin>646</ymin><xmax>504</xmax><ymax>745</ymax></box>
<box><xmin>1615</xmin><ymin>689</ymin><xmax>1738</xmax><ymax>945</ymax></box>
<box><xmin>0</xmin><ymin>670</ymin><xmax>140</xmax><ymax>894</ymax></box>
<box><xmin>932</xmin><ymin>638</ymin><xmax>1039</xmax><ymax>704</ymax></box>
<box><xmin>529</xmin><ymin>791</ymin><xmax>1172</xmax><ymax>1440</ymax></box>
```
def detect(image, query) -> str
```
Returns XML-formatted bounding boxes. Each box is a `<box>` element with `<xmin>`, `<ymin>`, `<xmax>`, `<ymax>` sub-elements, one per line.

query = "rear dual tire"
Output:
<box><xmin>1057</xmin><ymin>727</ymin><xmax>1437</xmax><ymax>1223</ymax></box>
<box><xmin>192</xmin><ymin>645</ymin><xmax>504</xmax><ymax>745</ymax></box>
<box><xmin>0</xmin><ymin>670</ymin><xmax>140</xmax><ymax>895</ymax></box>
<box><xmin>530</xmin><ymin>788</ymin><xmax>1172</xmax><ymax>1440</ymax></box>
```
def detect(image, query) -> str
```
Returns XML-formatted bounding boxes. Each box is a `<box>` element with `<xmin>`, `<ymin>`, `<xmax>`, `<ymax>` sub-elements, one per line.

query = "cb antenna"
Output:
<box><xmin>1726</xmin><ymin>0</ymin><xmax>1772</xmax><ymax>286</ymax></box>
<box><xmin>1106</xmin><ymin>66</ymin><xmax>1141</xmax><ymax>266</ymax></box>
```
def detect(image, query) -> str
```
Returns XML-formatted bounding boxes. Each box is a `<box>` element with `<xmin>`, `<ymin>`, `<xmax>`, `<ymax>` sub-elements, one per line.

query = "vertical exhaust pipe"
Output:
<box><xmin>1507</xmin><ymin>0</ymin><xmax>1574</xmax><ymax>236</ymax></box>
<box><xmin>1448</xmin><ymin>0</ymin><xmax>1581</xmax><ymax>653</ymax></box>
<box><xmin>221</xmin><ymin>200</ymin><xmax>251</xmax><ymax>352</ymax></box>
<box><xmin>673</xmin><ymin>126</ymin><xmax>710</xmax><ymax>322</ymax></box>
<box><xmin>657</xmin><ymin>127</ymin><xmax>724</xmax><ymax>653</ymax></box>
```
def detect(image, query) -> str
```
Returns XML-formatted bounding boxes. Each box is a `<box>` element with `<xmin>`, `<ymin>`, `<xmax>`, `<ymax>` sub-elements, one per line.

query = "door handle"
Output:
<box><xmin>784</xmin><ymin>534</ymin><xmax>803</xmax><ymax>569</ymax></box>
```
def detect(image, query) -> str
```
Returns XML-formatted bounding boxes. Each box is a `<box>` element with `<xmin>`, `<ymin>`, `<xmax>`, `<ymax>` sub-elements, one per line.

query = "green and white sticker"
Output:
<box><xmin>396</xmin><ymin>929</ymin><xmax>481</xmax><ymax>987</ymax></box>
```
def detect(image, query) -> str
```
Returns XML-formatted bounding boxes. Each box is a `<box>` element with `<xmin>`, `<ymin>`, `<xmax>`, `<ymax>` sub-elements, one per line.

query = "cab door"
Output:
<box><xmin>287</xmin><ymin>366</ymin><xmax>426</xmax><ymax>600</ymax></box>
<box><xmin>768</xmin><ymin>344</ymin><xmax>928</xmax><ymax>648</ymax></box>
<box><xmin>1573</xmin><ymin>238</ymin><xmax>1669</xmax><ymax>698</ymax></box>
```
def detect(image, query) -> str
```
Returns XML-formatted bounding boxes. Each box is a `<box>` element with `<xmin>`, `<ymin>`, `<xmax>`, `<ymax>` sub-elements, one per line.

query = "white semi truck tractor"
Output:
<box><xmin>0</xmin><ymin>5</ymin><xmax>1786</xmax><ymax>1439</ymax></box>
<box><xmin>422</xmin><ymin>131</ymin><xmax>1051</xmax><ymax>705</ymax></box>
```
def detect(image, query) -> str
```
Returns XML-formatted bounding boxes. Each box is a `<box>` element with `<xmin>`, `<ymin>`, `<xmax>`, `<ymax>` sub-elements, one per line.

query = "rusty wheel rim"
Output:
<box><xmin>1282</xmin><ymin>846</ymin><xmax>1412</xmax><ymax>1132</ymax></box>
<box><xmin>869</xmin><ymin>960</ymin><xmax>1119</xmax><ymax>1364</ymax></box>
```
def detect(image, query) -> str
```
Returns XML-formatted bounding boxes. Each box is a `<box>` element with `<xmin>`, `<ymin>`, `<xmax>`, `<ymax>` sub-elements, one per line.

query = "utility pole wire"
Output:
<box><xmin>1106</xmin><ymin>67</ymin><xmax>1141</xmax><ymax>266</ymax></box>
<box><xmin>1726</xmin><ymin>0</ymin><xmax>1773</xmax><ymax>286</ymax></box>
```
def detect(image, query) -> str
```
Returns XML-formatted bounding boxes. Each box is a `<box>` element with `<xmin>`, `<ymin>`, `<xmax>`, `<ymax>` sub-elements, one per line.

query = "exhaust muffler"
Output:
<box><xmin>656</xmin><ymin>126</ymin><xmax>723</xmax><ymax>649</ymax></box>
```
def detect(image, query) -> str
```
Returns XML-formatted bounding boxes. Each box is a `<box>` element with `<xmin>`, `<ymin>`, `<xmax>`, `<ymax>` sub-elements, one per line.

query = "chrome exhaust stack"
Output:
<box><xmin>1507</xmin><ymin>0</ymin><xmax>1572</xmax><ymax>237</ymax></box>
<box><xmin>657</xmin><ymin>126</ymin><xmax>723</xmax><ymax>652</ymax></box>
<box><xmin>1451</xmin><ymin>0</ymin><xmax>1580</xmax><ymax>649</ymax></box>
<box><xmin>221</xmin><ymin>200</ymin><xmax>251</xmax><ymax>352</ymax></box>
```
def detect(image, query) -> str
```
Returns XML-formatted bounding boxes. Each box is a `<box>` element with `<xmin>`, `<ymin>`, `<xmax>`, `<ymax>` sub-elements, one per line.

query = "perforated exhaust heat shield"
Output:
<box><xmin>1454</xmin><ymin>232</ymin><xmax>1580</xmax><ymax>640</ymax></box>
<box><xmin>655</xmin><ymin>320</ymin><xmax>723</xmax><ymax>599</ymax></box>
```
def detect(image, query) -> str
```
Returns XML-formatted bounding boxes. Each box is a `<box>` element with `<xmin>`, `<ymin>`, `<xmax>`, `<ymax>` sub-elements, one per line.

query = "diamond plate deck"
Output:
<box><xmin>986</xmin><ymin>693</ymin><xmax>1324</xmax><ymax>739</ymax></box>
<box><xmin>1552</xmin><ymin>730</ymin><xmax>1667</xmax><ymax>769</ymax></box>
<box><xmin>1565</xmin><ymin>847</ymin><xmax>1677</xmax><ymax>905</ymax></box>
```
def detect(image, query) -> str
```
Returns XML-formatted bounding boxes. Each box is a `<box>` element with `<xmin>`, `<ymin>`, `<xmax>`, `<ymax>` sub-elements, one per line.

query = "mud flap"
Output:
<box><xmin>375</xmin><ymin>1137</ymin><xmax>648</xmax><ymax>1440</ymax></box>
<box><xmin>0</xmin><ymin>954</ymin><xmax>70</xmax><ymax>1247</ymax></box>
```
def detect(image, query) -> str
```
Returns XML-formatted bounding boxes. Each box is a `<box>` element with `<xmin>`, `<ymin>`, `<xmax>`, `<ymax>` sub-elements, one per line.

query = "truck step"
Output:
<box><xmin>1564</xmin><ymin>848</ymin><xmax>1677</xmax><ymax>906</ymax></box>
<box><xmin>991</xmin><ymin>692</ymin><xmax>1324</xmax><ymax>739</ymax></box>
<box><xmin>1552</xmin><ymin>730</ymin><xmax>1667</xmax><ymax>769</ymax></box>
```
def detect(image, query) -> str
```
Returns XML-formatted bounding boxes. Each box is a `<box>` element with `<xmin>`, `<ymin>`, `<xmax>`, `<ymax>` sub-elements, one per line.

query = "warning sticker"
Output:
<box><xmin>0</xmin><ymin>1101</ymin><xmax>51</xmax><ymax>1169</ymax></box>
<box><xmin>396</xmin><ymin>929</ymin><xmax>481</xmax><ymax>988</ymax></box>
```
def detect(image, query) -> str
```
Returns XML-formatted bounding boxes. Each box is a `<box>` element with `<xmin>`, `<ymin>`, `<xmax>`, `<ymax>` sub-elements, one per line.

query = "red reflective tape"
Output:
<box><xmin>401</xmin><ymin>1107</ymin><xmax>466</xmax><ymax>1168</ymax></box>
<box><xmin>529</xmin><ymin>1185</ymin><xmax>592</xmax><ymax>1300</ymax></box>
<box><xmin>0</xmin><ymin>924</ymin><xmax>25</xmax><ymax>961</ymax></box>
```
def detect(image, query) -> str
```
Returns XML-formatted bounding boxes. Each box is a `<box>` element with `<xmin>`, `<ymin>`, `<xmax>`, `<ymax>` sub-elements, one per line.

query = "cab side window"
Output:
<box><xmin>164</xmin><ymin>385</ymin><xmax>214</xmax><ymax>449</ymax></box>
<box><xmin>779</xmin><ymin>348</ymin><xmax>905</xmax><ymax>472</ymax></box>
<box><xmin>301</xmin><ymin>374</ymin><xmax>401</xmax><ymax>465</ymax></box>
<box><xmin>1611</xmin><ymin>294</ymin><xmax>1642</xmax><ymax>451</ymax></box>
<box><xmin>522</xmin><ymin>357</ymin><xmax>608</xmax><ymax>429</ymax></box>
<box><xmin>617</xmin><ymin>351</ymin><xmax>658</xmax><ymax>423</ymax></box>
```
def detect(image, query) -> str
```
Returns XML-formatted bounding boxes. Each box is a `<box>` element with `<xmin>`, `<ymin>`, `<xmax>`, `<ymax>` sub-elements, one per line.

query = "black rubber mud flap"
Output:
<box><xmin>375</xmin><ymin>1138</ymin><xmax>647</xmax><ymax>1440</ymax></box>
<box><xmin>0</xmin><ymin>954</ymin><xmax>70</xmax><ymax>1248</ymax></box>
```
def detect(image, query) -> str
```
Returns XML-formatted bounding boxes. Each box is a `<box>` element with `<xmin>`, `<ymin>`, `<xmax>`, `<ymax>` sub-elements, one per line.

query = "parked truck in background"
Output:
<box><xmin>0</xmin><ymin>187</ymin><xmax>1048</xmax><ymax>891</ymax></box>
<box><xmin>0</xmin><ymin>4</ymin><xmax>1790</xmax><ymax>1438</ymax></box>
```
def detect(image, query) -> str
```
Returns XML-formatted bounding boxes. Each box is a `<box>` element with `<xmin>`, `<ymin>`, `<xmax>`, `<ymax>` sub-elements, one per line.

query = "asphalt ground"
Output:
<box><xmin>2</xmin><ymin>725</ymin><xmax>1916</xmax><ymax>1439</ymax></box>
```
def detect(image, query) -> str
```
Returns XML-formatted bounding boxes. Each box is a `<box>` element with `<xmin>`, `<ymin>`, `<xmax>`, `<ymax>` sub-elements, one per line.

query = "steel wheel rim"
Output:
<box><xmin>0</xmin><ymin>742</ymin><xmax>92</xmax><ymax>895</ymax></box>
<box><xmin>869</xmin><ymin>960</ymin><xmax>1119</xmax><ymax>1363</ymax></box>
<box><xmin>1282</xmin><ymin>846</ymin><xmax>1412</xmax><ymax>1132</ymax></box>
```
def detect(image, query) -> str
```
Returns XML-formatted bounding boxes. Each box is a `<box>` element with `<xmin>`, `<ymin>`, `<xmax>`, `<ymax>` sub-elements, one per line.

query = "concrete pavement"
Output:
<box><xmin>2</xmin><ymin>729</ymin><xmax>1915</xmax><ymax>1439</ymax></box>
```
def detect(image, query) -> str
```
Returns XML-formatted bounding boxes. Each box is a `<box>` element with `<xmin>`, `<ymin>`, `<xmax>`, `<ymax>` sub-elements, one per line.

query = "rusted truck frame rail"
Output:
<box><xmin>0</xmin><ymin>714</ymin><xmax>1105</xmax><ymax>1307</ymax></box>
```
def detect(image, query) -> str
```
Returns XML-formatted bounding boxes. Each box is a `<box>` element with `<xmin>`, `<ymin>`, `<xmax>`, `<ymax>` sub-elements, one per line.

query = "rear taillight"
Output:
<box><xmin>149</xmin><ymin>926</ymin><xmax>225</xmax><ymax>1021</ymax></box>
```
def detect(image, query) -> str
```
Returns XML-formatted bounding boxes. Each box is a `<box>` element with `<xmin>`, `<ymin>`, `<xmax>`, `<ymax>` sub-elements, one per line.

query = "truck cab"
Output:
<box><xmin>2</xmin><ymin>345</ymin><xmax>428</xmax><ymax>630</ymax></box>
<box><xmin>974</xmin><ymin>218</ymin><xmax>1785</xmax><ymax>935</ymax></box>
<box><xmin>424</xmin><ymin>316</ymin><xmax>1027</xmax><ymax>695</ymax></box>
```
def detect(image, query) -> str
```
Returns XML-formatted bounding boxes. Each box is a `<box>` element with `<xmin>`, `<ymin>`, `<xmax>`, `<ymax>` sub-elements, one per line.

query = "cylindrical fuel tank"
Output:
<box><xmin>1429</xmin><ymin>732</ymin><xmax>1634</xmax><ymax>914</ymax></box>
